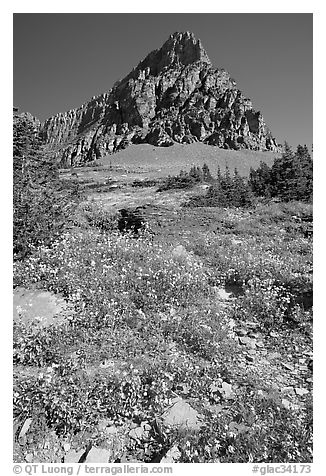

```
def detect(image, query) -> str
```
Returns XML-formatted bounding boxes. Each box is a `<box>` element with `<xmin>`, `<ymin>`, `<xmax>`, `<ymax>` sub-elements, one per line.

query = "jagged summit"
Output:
<box><xmin>121</xmin><ymin>31</ymin><xmax>211</xmax><ymax>83</ymax></box>
<box><xmin>137</xmin><ymin>31</ymin><xmax>211</xmax><ymax>75</ymax></box>
<box><xmin>41</xmin><ymin>33</ymin><xmax>279</xmax><ymax>167</ymax></box>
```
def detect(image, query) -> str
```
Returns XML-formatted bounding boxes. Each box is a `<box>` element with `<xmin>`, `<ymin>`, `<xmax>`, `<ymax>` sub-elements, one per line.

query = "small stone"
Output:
<box><xmin>64</xmin><ymin>449</ymin><xmax>85</xmax><ymax>463</ymax></box>
<box><xmin>269</xmin><ymin>352</ymin><xmax>281</xmax><ymax>360</ymax></box>
<box><xmin>255</xmin><ymin>341</ymin><xmax>265</xmax><ymax>348</ymax></box>
<box><xmin>239</xmin><ymin>336</ymin><xmax>256</xmax><ymax>349</ymax></box>
<box><xmin>221</xmin><ymin>381</ymin><xmax>233</xmax><ymax>398</ymax></box>
<box><xmin>25</xmin><ymin>453</ymin><xmax>33</xmax><ymax>462</ymax></box>
<box><xmin>85</xmin><ymin>447</ymin><xmax>111</xmax><ymax>463</ymax></box>
<box><xmin>281</xmin><ymin>386</ymin><xmax>295</xmax><ymax>394</ymax></box>
<box><xmin>216</xmin><ymin>288</ymin><xmax>233</xmax><ymax>300</ymax></box>
<box><xmin>19</xmin><ymin>418</ymin><xmax>33</xmax><ymax>439</ymax></box>
<box><xmin>269</xmin><ymin>331</ymin><xmax>278</xmax><ymax>338</ymax></box>
<box><xmin>97</xmin><ymin>419</ymin><xmax>110</xmax><ymax>431</ymax></box>
<box><xmin>129</xmin><ymin>426</ymin><xmax>146</xmax><ymax>441</ymax></box>
<box><xmin>161</xmin><ymin>445</ymin><xmax>181</xmax><ymax>463</ymax></box>
<box><xmin>63</xmin><ymin>443</ymin><xmax>71</xmax><ymax>452</ymax></box>
<box><xmin>245</xmin><ymin>354</ymin><xmax>255</xmax><ymax>362</ymax></box>
<box><xmin>281</xmin><ymin>362</ymin><xmax>295</xmax><ymax>371</ymax></box>
<box><xmin>295</xmin><ymin>387</ymin><xmax>309</xmax><ymax>396</ymax></box>
<box><xmin>162</xmin><ymin>398</ymin><xmax>201</xmax><ymax>429</ymax></box>
<box><xmin>281</xmin><ymin>398</ymin><xmax>291</xmax><ymax>409</ymax></box>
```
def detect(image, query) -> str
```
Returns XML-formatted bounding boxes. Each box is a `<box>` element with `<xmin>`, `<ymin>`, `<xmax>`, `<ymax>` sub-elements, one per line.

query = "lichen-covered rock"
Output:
<box><xmin>41</xmin><ymin>31</ymin><xmax>280</xmax><ymax>167</ymax></box>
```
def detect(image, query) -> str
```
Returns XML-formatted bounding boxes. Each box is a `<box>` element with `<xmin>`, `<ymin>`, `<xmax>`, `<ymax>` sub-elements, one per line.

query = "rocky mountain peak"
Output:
<box><xmin>41</xmin><ymin>33</ymin><xmax>280</xmax><ymax>167</ymax></box>
<box><xmin>129</xmin><ymin>31</ymin><xmax>211</xmax><ymax>79</ymax></box>
<box><xmin>161</xmin><ymin>31</ymin><xmax>211</xmax><ymax>67</ymax></box>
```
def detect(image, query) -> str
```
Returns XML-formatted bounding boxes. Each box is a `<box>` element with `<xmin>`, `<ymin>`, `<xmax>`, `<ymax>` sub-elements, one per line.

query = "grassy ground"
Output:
<box><xmin>13</xmin><ymin>158</ymin><xmax>312</xmax><ymax>464</ymax></box>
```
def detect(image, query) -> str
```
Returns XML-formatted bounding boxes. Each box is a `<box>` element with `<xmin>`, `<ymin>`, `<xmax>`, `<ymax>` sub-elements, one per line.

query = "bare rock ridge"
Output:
<box><xmin>41</xmin><ymin>32</ymin><xmax>279</xmax><ymax>167</ymax></box>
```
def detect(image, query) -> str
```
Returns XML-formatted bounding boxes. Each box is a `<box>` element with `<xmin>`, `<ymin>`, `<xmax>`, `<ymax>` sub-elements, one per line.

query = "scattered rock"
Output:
<box><xmin>216</xmin><ymin>288</ymin><xmax>233</xmax><ymax>300</ymax></box>
<box><xmin>105</xmin><ymin>426</ymin><xmax>118</xmax><ymax>436</ymax></box>
<box><xmin>129</xmin><ymin>427</ymin><xmax>146</xmax><ymax>442</ymax></box>
<box><xmin>162</xmin><ymin>397</ymin><xmax>202</xmax><ymax>429</ymax></box>
<box><xmin>85</xmin><ymin>447</ymin><xmax>111</xmax><ymax>463</ymax></box>
<box><xmin>18</xmin><ymin>418</ymin><xmax>32</xmax><ymax>439</ymax></box>
<box><xmin>63</xmin><ymin>442</ymin><xmax>71</xmax><ymax>452</ymax></box>
<box><xmin>64</xmin><ymin>449</ymin><xmax>85</xmax><ymax>463</ymax></box>
<box><xmin>281</xmin><ymin>362</ymin><xmax>295</xmax><ymax>371</ymax></box>
<box><xmin>281</xmin><ymin>386</ymin><xmax>295</xmax><ymax>394</ymax></box>
<box><xmin>13</xmin><ymin>287</ymin><xmax>72</xmax><ymax>328</ymax></box>
<box><xmin>295</xmin><ymin>387</ymin><xmax>309</xmax><ymax>396</ymax></box>
<box><xmin>268</xmin><ymin>352</ymin><xmax>281</xmax><ymax>360</ymax></box>
<box><xmin>160</xmin><ymin>445</ymin><xmax>181</xmax><ymax>463</ymax></box>
<box><xmin>219</xmin><ymin>382</ymin><xmax>233</xmax><ymax>399</ymax></box>
<box><xmin>239</xmin><ymin>336</ymin><xmax>256</xmax><ymax>349</ymax></box>
<box><xmin>97</xmin><ymin>419</ymin><xmax>111</xmax><ymax>431</ymax></box>
<box><xmin>269</xmin><ymin>331</ymin><xmax>278</xmax><ymax>338</ymax></box>
<box><xmin>281</xmin><ymin>398</ymin><xmax>291</xmax><ymax>409</ymax></box>
<box><xmin>245</xmin><ymin>354</ymin><xmax>255</xmax><ymax>362</ymax></box>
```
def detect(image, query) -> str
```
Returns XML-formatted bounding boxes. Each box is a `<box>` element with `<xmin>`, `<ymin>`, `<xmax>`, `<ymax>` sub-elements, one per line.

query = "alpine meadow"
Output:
<box><xmin>13</xmin><ymin>20</ymin><xmax>313</xmax><ymax>465</ymax></box>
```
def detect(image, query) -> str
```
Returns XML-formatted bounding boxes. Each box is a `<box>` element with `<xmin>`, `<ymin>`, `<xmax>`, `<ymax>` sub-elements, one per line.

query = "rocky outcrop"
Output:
<box><xmin>41</xmin><ymin>31</ymin><xmax>280</xmax><ymax>167</ymax></box>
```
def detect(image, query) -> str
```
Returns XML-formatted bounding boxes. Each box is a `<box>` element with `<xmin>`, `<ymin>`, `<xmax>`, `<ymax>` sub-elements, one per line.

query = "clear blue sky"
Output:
<box><xmin>13</xmin><ymin>13</ymin><xmax>312</xmax><ymax>148</ymax></box>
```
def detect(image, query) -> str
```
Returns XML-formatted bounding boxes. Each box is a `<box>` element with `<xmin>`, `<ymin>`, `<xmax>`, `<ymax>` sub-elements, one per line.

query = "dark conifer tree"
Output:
<box><xmin>249</xmin><ymin>161</ymin><xmax>273</xmax><ymax>198</ymax></box>
<box><xmin>202</xmin><ymin>162</ymin><xmax>213</xmax><ymax>182</ymax></box>
<box><xmin>271</xmin><ymin>142</ymin><xmax>296</xmax><ymax>200</ymax></box>
<box><xmin>293</xmin><ymin>144</ymin><xmax>313</xmax><ymax>202</ymax></box>
<box><xmin>13</xmin><ymin>113</ymin><xmax>80</xmax><ymax>259</ymax></box>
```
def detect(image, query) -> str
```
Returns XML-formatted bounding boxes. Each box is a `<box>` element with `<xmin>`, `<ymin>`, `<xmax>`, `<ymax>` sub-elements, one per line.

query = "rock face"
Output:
<box><xmin>41</xmin><ymin>31</ymin><xmax>279</xmax><ymax>167</ymax></box>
